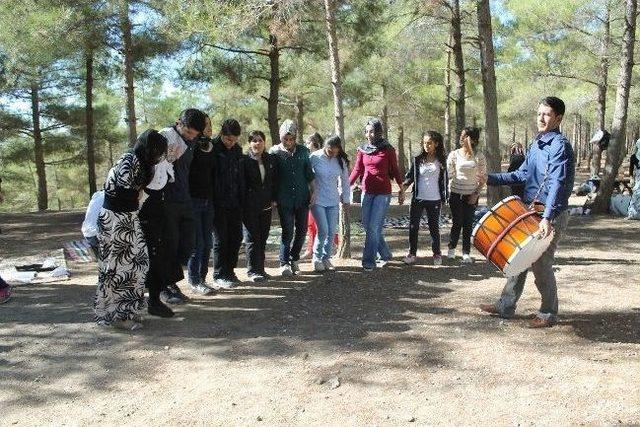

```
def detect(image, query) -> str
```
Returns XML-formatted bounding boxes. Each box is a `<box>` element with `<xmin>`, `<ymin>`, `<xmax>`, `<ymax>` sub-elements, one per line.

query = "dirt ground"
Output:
<box><xmin>1</xmin><ymin>204</ymin><xmax>639</xmax><ymax>426</ymax></box>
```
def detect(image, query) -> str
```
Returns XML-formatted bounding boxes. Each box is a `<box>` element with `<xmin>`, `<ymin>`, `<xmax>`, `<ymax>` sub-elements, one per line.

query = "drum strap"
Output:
<box><xmin>528</xmin><ymin>163</ymin><xmax>549</xmax><ymax>212</ymax></box>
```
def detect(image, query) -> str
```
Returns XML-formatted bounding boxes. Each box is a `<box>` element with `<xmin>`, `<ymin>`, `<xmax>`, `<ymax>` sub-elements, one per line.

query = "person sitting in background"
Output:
<box><xmin>626</xmin><ymin>139</ymin><xmax>640</xmax><ymax>220</ymax></box>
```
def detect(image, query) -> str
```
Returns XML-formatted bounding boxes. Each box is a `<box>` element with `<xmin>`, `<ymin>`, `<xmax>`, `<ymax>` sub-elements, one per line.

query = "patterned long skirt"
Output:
<box><xmin>94</xmin><ymin>208</ymin><xmax>149</xmax><ymax>324</ymax></box>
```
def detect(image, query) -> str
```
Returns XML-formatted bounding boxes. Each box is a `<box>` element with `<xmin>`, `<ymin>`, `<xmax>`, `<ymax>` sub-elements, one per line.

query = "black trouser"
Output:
<box><xmin>243</xmin><ymin>208</ymin><xmax>272</xmax><ymax>276</ymax></box>
<box><xmin>139</xmin><ymin>194</ymin><xmax>169</xmax><ymax>303</ymax></box>
<box><xmin>448</xmin><ymin>192</ymin><xmax>476</xmax><ymax>254</ymax></box>
<box><xmin>212</xmin><ymin>206</ymin><xmax>243</xmax><ymax>280</ymax></box>
<box><xmin>277</xmin><ymin>204</ymin><xmax>309</xmax><ymax>266</ymax></box>
<box><xmin>164</xmin><ymin>200</ymin><xmax>196</xmax><ymax>285</ymax></box>
<box><xmin>408</xmin><ymin>199</ymin><xmax>441</xmax><ymax>256</ymax></box>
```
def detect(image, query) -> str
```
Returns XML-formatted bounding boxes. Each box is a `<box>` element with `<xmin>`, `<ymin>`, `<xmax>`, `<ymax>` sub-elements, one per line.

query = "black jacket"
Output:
<box><xmin>242</xmin><ymin>152</ymin><xmax>278</xmax><ymax>213</ymax></box>
<box><xmin>403</xmin><ymin>154</ymin><xmax>448</xmax><ymax>202</ymax></box>
<box><xmin>212</xmin><ymin>136</ymin><xmax>244</xmax><ymax>209</ymax></box>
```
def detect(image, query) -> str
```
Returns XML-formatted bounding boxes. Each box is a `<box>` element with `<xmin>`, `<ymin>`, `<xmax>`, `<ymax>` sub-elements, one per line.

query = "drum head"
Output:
<box><xmin>503</xmin><ymin>231</ymin><xmax>555</xmax><ymax>276</ymax></box>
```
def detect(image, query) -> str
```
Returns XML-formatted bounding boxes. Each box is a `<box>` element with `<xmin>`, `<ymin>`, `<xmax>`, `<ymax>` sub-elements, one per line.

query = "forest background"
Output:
<box><xmin>0</xmin><ymin>0</ymin><xmax>637</xmax><ymax>214</ymax></box>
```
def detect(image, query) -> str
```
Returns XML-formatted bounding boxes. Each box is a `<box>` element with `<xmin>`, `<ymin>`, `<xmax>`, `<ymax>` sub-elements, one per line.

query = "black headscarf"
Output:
<box><xmin>359</xmin><ymin>118</ymin><xmax>391</xmax><ymax>154</ymax></box>
<box><xmin>132</xmin><ymin>129</ymin><xmax>168</xmax><ymax>187</ymax></box>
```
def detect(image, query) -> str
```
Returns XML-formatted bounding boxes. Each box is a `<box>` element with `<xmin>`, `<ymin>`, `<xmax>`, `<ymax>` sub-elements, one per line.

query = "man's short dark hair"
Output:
<box><xmin>179</xmin><ymin>109</ymin><xmax>207</xmax><ymax>132</ymax></box>
<box><xmin>540</xmin><ymin>97</ymin><xmax>565</xmax><ymax>116</ymax></box>
<box><xmin>221</xmin><ymin>118</ymin><xmax>241</xmax><ymax>136</ymax></box>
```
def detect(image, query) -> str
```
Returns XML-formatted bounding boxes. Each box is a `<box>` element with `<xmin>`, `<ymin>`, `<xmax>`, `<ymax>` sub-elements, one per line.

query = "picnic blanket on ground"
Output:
<box><xmin>0</xmin><ymin>249</ymin><xmax>70</xmax><ymax>285</ymax></box>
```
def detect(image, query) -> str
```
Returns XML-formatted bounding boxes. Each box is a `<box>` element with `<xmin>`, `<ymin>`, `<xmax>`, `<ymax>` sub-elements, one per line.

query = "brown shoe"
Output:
<box><xmin>528</xmin><ymin>317</ymin><xmax>556</xmax><ymax>328</ymax></box>
<box><xmin>479</xmin><ymin>303</ymin><xmax>499</xmax><ymax>315</ymax></box>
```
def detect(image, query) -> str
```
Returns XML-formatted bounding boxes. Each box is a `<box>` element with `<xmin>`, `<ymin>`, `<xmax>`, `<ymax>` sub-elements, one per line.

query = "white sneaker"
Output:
<box><xmin>403</xmin><ymin>254</ymin><xmax>417</xmax><ymax>265</ymax></box>
<box><xmin>291</xmin><ymin>261</ymin><xmax>300</xmax><ymax>274</ymax></box>
<box><xmin>281</xmin><ymin>264</ymin><xmax>293</xmax><ymax>277</ymax></box>
<box><xmin>313</xmin><ymin>260</ymin><xmax>326</xmax><ymax>272</ymax></box>
<box><xmin>322</xmin><ymin>259</ymin><xmax>335</xmax><ymax>271</ymax></box>
<box><xmin>462</xmin><ymin>253</ymin><xmax>473</xmax><ymax>264</ymax></box>
<box><xmin>447</xmin><ymin>248</ymin><xmax>456</xmax><ymax>259</ymax></box>
<box><xmin>376</xmin><ymin>259</ymin><xmax>389</xmax><ymax>268</ymax></box>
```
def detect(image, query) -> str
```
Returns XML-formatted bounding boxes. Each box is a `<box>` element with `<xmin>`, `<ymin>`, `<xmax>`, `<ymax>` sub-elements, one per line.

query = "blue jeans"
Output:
<box><xmin>278</xmin><ymin>204</ymin><xmax>309</xmax><ymax>266</ymax></box>
<box><xmin>361</xmin><ymin>193</ymin><xmax>392</xmax><ymax>268</ymax></box>
<box><xmin>187</xmin><ymin>198</ymin><xmax>214</xmax><ymax>284</ymax></box>
<box><xmin>311</xmin><ymin>204</ymin><xmax>339</xmax><ymax>262</ymax></box>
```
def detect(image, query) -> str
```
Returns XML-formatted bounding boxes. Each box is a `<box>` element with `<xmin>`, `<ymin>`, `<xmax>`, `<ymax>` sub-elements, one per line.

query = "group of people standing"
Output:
<box><xmin>92</xmin><ymin>96</ymin><xmax>575</xmax><ymax>331</ymax></box>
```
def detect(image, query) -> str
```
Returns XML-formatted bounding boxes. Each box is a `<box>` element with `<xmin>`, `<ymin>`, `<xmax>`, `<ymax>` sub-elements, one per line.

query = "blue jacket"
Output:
<box><xmin>487</xmin><ymin>129</ymin><xmax>575</xmax><ymax>219</ymax></box>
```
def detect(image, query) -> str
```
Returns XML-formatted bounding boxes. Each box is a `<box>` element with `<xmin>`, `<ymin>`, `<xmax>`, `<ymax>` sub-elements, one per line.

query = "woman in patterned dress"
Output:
<box><xmin>95</xmin><ymin>130</ymin><xmax>168</xmax><ymax>330</ymax></box>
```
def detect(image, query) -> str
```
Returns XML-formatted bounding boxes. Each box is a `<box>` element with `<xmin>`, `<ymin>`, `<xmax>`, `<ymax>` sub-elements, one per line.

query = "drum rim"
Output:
<box><xmin>503</xmin><ymin>230</ymin><xmax>554</xmax><ymax>276</ymax></box>
<box><xmin>471</xmin><ymin>195</ymin><xmax>522</xmax><ymax>240</ymax></box>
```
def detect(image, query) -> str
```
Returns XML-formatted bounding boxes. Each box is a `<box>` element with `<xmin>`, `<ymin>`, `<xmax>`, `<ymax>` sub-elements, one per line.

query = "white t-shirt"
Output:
<box><xmin>416</xmin><ymin>161</ymin><xmax>441</xmax><ymax>201</ymax></box>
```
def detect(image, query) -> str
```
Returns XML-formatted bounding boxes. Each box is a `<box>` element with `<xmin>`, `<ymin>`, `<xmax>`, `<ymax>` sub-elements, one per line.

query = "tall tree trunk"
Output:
<box><xmin>592</xmin><ymin>0</ymin><xmax>637</xmax><ymax>213</ymax></box>
<box><xmin>591</xmin><ymin>3</ymin><xmax>611</xmax><ymax>178</ymax></box>
<box><xmin>295</xmin><ymin>94</ymin><xmax>304</xmax><ymax>144</ymax></box>
<box><xmin>120</xmin><ymin>0</ymin><xmax>137</xmax><ymax>147</ymax></box>
<box><xmin>30</xmin><ymin>82</ymin><xmax>48</xmax><ymax>211</ymax></box>
<box><xmin>397</xmin><ymin>125</ymin><xmax>406</xmax><ymax>177</ymax></box>
<box><xmin>381</xmin><ymin>83</ymin><xmax>389</xmax><ymax>141</ymax></box>
<box><xmin>324</xmin><ymin>0</ymin><xmax>349</xmax><ymax>258</ymax></box>
<box><xmin>85</xmin><ymin>49</ymin><xmax>97</xmax><ymax>196</ymax></box>
<box><xmin>444</xmin><ymin>32</ymin><xmax>453</xmax><ymax>152</ymax></box>
<box><xmin>325</xmin><ymin>0</ymin><xmax>344</xmax><ymax>142</ymax></box>
<box><xmin>477</xmin><ymin>0</ymin><xmax>501</xmax><ymax>206</ymax></box>
<box><xmin>267</xmin><ymin>33</ymin><xmax>280</xmax><ymax>146</ymax></box>
<box><xmin>451</xmin><ymin>0</ymin><xmax>465</xmax><ymax>147</ymax></box>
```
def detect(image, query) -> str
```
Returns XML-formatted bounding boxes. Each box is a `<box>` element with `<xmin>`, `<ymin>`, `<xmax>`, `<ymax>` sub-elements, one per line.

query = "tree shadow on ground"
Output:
<box><xmin>563</xmin><ymin>310</ymin><xmax>640</xmax><ymax>344</ymax></box>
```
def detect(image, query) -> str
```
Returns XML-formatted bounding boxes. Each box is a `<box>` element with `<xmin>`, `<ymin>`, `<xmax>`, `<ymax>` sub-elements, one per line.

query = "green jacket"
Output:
<box><xmin>269</xmin><ymin>143</ymin><xmax>314</xmax><ymax>208</ymax></box>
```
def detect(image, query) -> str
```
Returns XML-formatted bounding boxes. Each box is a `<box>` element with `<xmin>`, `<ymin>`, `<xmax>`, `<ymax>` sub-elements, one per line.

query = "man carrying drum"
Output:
<box><xmin>479</xmin><ymin>96</ymin><xmax>575</xmax><ymax>328</ymax></box>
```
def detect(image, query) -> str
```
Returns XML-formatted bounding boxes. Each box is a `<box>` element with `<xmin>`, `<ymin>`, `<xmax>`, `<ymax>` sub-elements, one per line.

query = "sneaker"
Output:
<box><xmin>403</xmin><ymin>254</ymin><xmax>417</xmax><ymax>265</ymax></box>
<box><xmin>433</xmin><ymin>255</ymin><xmax>443</xmax><ymax>266</ymax></box>
<box><xmin>147</xmin><ymin>300</ymin><xmax>175</xmax><ymax>318</ymax></box>
<box><xmin>363</xmin><ymin>266</ymin><xmax>375</xmax><ymax>272</ymax></box>
<box><xmin>280</xmin><ymin>264</ymin><xmax>294</xmax><ymax>277</ymax></box>
<box><xmin>190</xmin><ymin>282</ymin><xmax>215</xmax><ymax>296</ymax></box>
<box><xmin>313</xmin><ymin>260</ymin><xmax>326</xmax><ymax>272</ymax></box>
<box><xmin>447</xmin><ymin>248</ymin><xmax>456</xmax><ymax>259</ymax></box>
<box><xmin>322</xmin><ymin>259</ymin><xmax>335</xmax><ymax>271</ymax></box>
<box><xmin>376</xmin><ymin>259</ymin><xmax>389</xmax><ymax>268</ymax></box>
<box><xmin>291</xmin><ymin>261</ymin><xmax>300</xmax><ymax>274</ymax></box>
<box><xmin>160</xmin><ymin>288</ymin><xmax>184</xmax><ymax>305</ymax></box>
<box><xmin>168</xmin><ymin>283</ymin><xmax>189</xmax><ymax>301</ymax></box>
<box><xmin>461</xmin><ymin>253</ymin><xmax>473</xmax><ymax>264</ymax></box>
<box><xmin>0</xmin><ymin>286</ymin><xmax>12</xmax><ymax>304</ymax></box>
<box><xmin>214</xmin><ymin>278</ymin><xmax>236</xmax><ymax>289</ymax></box>
<box><xmin>248</xmin><ymin>273</ymin><xmax>266</xmax><ymax>282</ymax></box>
